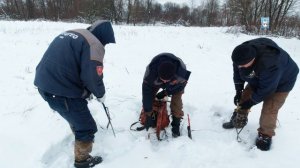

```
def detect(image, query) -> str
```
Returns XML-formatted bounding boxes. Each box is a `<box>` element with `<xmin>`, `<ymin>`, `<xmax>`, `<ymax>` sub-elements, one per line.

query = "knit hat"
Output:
<box><xmin>231</xmin><ymin>44</ymin><xmax>256</xmax><ymax>65</ymax></box>
<box><xmin>158</xmin><ymin>61</ymin><xmax>176</xmax><ymax>80</ymax></box>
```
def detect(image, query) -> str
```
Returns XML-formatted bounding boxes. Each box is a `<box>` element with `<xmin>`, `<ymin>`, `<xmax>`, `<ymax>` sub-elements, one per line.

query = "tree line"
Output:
<box><xmin>0</xmin><ymin>0</ymin><xmax>299</xmax><ymax>38</ymax></box>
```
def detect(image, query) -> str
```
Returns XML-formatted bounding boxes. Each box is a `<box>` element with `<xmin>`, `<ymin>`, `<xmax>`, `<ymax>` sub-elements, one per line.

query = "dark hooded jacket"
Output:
<box><xmin>142</xmin><ymin>53</ymin><xmax>191</xmax><ymax>112</ymax></box>
<box><xmin>233</xmin><ymin>38</ymin><xmax>299</xmax><ymax>104</ymax></box>
<box><xmin>87</xmin><ymin>20</ymin><xmax>116</xmax><ymax>46</ymax></box>
<box><xmin>34</xmin><ymin>20</ymin><xmax>115</xmax><ymax>98</ymax></box>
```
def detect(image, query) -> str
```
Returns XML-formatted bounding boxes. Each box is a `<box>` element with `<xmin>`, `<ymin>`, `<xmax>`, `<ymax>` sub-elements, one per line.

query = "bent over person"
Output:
<box><xmin>142</xmin><ymin>53</ymin><xmax>191</xmax><ymax>137</ymax></box>
<box><xmin>34</xmin><ymin>20</ymin><xmax>115</xmax><ymax>168</ymax></box>
<box><xmin>223</xmin><ymin>38</ymin><xmax>299</xmax><ymax>151</ymax></box>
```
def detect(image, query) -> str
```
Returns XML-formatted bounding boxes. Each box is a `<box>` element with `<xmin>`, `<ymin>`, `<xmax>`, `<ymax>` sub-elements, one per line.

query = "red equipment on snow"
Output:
<box><xmin>187</xmin><ymin>114</ymin><xmax>192</xmax><ymax>139</ymax></box>
<box><xmin>131</xmin><ymin>99</ymin><xmax>170</xmax><ymax>140</ymax></box>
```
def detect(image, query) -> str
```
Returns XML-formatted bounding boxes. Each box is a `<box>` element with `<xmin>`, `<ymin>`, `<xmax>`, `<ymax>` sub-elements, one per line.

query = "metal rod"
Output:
<box><xmin>101</xmin><ymin>102</ymin><xmax>116</xmax><ymax>137</ymax></box>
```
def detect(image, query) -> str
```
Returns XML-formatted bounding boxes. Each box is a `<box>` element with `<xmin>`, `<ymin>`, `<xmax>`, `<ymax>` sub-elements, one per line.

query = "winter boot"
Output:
<box><xmin>171</xmin><ymin>116</ymin><xmax>181</xmax><ymax>138</ymax></box>
<box><xmin>256</xmin><ymin>132</ymin><xmax>272</xmax><ymax>151</ymax></box>
<box><xmin>232</xmin><ymin>109</ymin><xmax>248</xmax><ymax>128</ymax></box>
<box><xmin>74</xmin><ymin>155</ymin><xmax>102</xmax><ymax>168</ymax></box>
<box><xmin>74</xmin><ymin>140</ymin><xmax>102</xmax><ymax>168</ymax></box>
<box><xmin>222</xmin><ymin>112</ymin><xmax>237</xmax><ymax>129</ymax></box>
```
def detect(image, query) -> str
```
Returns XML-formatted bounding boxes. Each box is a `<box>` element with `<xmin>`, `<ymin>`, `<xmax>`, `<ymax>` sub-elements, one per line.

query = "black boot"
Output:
<box><xmin>74</xmin><ymin>155</ymin><xmax>103</xmax><ymax>168</ymax></box>
<box><xmin>222</xmin><ymin>112</ymin><xmax>237</xmax><ymax>129</ymax></box>
<box><xmin>256</xmin><ymin>133</ymin><xmax>272</xmax><ymax>151</ymax></box>
<box><xmin>171</xmin><ymin>116</ymin><xmax>181</xmax><ymax>138</ymax></box>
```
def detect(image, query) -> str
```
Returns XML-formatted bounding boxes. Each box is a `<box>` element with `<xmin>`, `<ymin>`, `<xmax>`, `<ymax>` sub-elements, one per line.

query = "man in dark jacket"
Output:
<box><xmin>34</xmin><ymin>20</ymin><xmax>115</xmax><ymax>168</ymax></box>
<box><xmin>142</xmin><ymin>53</ymin><xmax>191</xmax><ymax>137</ymax></box>
<box><xmin>223</xmin><ymin>38</ymin><xmax>299</xmax><ymax>151</ymax></box>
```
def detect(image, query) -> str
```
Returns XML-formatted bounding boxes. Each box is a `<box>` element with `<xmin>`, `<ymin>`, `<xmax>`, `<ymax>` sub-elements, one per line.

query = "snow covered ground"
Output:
<box><xmin>0</xmin><ymin>21</ymin><xmax>299</xmax><ymax>168</ymax></box>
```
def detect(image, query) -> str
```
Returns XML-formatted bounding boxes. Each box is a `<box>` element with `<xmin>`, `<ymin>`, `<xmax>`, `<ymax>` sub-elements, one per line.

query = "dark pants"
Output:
<box><xmin>38</xmin><ymin>89</ymin><xmax>97</xmax><ymax>142</ymax></box>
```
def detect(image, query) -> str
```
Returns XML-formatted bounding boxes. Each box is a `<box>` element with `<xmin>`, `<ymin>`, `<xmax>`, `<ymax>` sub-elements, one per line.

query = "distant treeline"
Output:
<box><xmin>0</xmin><ymin>0</ymin><xmax>299</xmax><ymax>38</ymax></box>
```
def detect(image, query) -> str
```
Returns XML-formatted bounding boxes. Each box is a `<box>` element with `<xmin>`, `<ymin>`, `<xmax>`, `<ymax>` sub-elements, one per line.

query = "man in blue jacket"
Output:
<box><xmin>142</xmin><ymin>53</ymin><xmax>191</xmax><ymax>137</ymax></box>
<box><xmin>34</xmin><ymin>20</ymin><xmax>115</xmax><ymax>168</ymax></box>
<box><xmin>223</xmin><ymin>38</ymin><xmax>299</xmax><ymax>151</ymax></box>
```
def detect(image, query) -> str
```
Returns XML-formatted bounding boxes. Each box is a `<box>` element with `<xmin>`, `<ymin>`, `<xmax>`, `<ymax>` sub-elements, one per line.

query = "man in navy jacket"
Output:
<box><xmin>142</xmin><ymin>53</ymin><xmax>191</xmax><ymax>137</ymax></box>
<box><xmin>223</xmin><ymin>38</ymin><xmax>299</xmax><ymax>151</ymax></box>
<box><xmin>34</xmin><ymin>20</ymin><xmax>115</xmax><ymax>168</ymax></box>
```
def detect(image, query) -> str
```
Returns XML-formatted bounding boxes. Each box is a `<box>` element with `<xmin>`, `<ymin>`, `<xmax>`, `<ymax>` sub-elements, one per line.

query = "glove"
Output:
<box><xmin>234</xmin><ymin>90</ymin><xmax>243</xmax><ymax>106</ymax></box>
<box><xmin>86</xmin><ymin>94</ymin><xmax>93</xmax><ymax>101</ymax></box>
<box><xmin>156</xmin><ymin>90</ymin><xmax>167</xmax><ymax>100</ymax></box>
<box><xmin>144</xmin><ymin>112</ymin><xmax>155</xmax><ymax>131</ymax></box>
<box><xmin>96</xmin><ymin>94</ymin><xmax>106</xmax><ymax>103</ymax></box>
<box><xmin>240</xmin><ymin>99</ymin><xmax>256</xmax><ymax>110</ymax></box>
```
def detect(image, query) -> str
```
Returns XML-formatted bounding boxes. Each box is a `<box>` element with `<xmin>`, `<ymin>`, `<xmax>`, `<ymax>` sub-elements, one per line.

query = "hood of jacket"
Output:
<box><xmin>88</xmin><ymin>20</ymin><xmax>116</xmax><ymax>46</ymax></box>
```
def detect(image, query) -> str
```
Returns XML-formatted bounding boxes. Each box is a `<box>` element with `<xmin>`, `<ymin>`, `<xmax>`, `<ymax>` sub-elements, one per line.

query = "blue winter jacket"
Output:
<box><xmin>142</xmin><ymin>53</ymin><xmax>191</xmax><ymax>112</ymax></box>
<box><xmin>233</xmin><ymin>38</ymin><xmax>299</xmax><ymax>104</ymax></box>
<box><xmin>34</xmin><ymin>21</ymin><xmax>115</xmax><ymax>98</ymax></box>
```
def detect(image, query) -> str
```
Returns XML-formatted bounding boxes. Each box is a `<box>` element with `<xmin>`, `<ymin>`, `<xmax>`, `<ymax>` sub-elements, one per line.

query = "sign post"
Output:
<box><xmin>260</xmin><ymin>17</ymin><xmax>270</xmax><ymax>34</ymax></box>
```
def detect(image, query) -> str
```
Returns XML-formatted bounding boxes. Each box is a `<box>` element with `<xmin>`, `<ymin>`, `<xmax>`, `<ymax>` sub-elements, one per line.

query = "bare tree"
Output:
<box><xmin>131</xmin><ymin>0</ymin><xmax>145</xmax><ymax>25</ymax></box>
<box><xmin>273</xmin><ymin>0</ymin><xmax>296</xmax><ymax>32</ymax></box>
<box><xmin>145</xmin><ymin>0</ymin><xmax>152</xmax><ymax>24</ymax></box>
<box><xmin>126</xmin><ymin>0</ymin><xmax>132</xmax><ymax>23</ymax></box>
<box><xmin>115</xmin><ymin>0</ymin><xmax>125</xmax><ymax>23</ymax></box>
<box><xmin>25</xmin><ymin>0</ymin><xmax>35</xmax><ymax>19</ymax></box>
<box><xmin>205</xmin><ymin>0</ymin><xmax>220</xmax><ymax>26</ymax></box>
<box><xmin>151</xmin><ymin>2</ymin><xmax>162</xmax><ymax>25</ymax></box>
<box><xmin>38</xmin><ymin>0</ymin><xmax>47</xmax><ymax>19</ymax></box>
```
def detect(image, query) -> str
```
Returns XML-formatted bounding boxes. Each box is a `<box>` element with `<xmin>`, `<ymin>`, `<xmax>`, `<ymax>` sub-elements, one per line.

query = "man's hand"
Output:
<box><xmin>96</xmin><ymin>94</ymin><xmax>106</xmax><ymax>103</ymax></box>
<box><xmin>156</xmin><ymin>90</ymin><xmax>166</xmax><ymax>100</ymax></box>
<box><xmin>86</xmin><ymin>94</ymin><xmax>93</xmax><ymax>101</ymax></box>
<box><xmin>234</xmin><ymin>90</ymin><xmax>243</xmax><ymax>105</ymax></box>
<box><xmin>240</xmin><ymin>99</ymin><xmax>255</xmax><ymax>110</ymax></box>
<box><xmin>144</xmin><ymin>112</ymin><xmax>155</xmax><ymax>131</ymax></box>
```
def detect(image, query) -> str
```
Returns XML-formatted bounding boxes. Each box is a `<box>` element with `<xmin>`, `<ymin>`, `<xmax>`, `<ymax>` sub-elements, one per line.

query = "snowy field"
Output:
<box><xmin>0</xmin><ymin>21</ymin><xmax>299</xmax><ymax>168</ymax></box>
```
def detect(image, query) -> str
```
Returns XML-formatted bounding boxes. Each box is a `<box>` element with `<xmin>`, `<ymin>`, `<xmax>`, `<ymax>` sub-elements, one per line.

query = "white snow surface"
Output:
<box><xmin>0</xmin><ymin>21</ymin><xmax>299</xmax><ymax>168</ymax></box>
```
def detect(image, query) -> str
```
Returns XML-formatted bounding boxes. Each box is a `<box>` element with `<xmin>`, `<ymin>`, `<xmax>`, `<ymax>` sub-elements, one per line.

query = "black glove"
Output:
<box><xmin>234</xmin><ymin>90</ymin><xmax>243</xmax><ymax>106</ymax></box>
<box><xmin>156</xmin><ymin>90</ymin><xmax>167</xmax><ymax>100</ymax></box>
<box><xmin>240</xmin><ymin>99</ymin><xmax>256</xmax><ymax>110</ymax></box>
<box><xmin>144</xmin><ymin>113</ymin><xmax>155</xmax><ymax>131</ymax></box>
